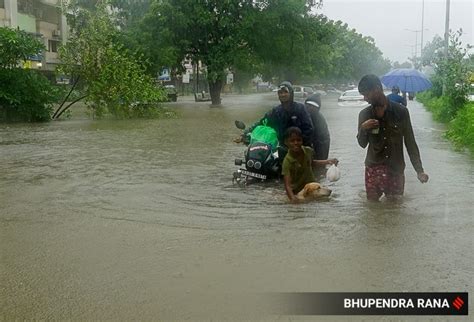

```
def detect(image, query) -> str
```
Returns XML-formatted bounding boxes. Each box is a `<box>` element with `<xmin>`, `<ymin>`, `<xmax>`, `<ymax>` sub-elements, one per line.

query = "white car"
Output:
<box><xmin>338</xmin><ymin>89</ymin><xmax>366</xmax><ymax>104</ymax></box>
<box><xmin>293</xmin><ymin>85</ymin><xmax>315</xmax><ymax>99</ymax></box>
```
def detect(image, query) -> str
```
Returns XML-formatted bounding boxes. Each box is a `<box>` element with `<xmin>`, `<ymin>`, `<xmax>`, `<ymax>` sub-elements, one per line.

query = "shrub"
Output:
<box><xmin>0</xmin><ymin>69</ymin><xmax>58</xmax><ymax>122</ymax></box>
<box><xmin>417</xmin><ymin>92</ymin><xmax>452</xmax><ymax>122</ymax></box>
<box><xmin>447</xmin><ymin>102</ymin><xmax>474</xmax><ymax>151</ymax></box>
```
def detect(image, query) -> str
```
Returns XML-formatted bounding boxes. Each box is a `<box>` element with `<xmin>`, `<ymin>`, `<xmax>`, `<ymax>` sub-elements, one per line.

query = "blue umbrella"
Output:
<box><xmin>381</xmin><ymin>68</ymin><xmax>432</xmax><ymax>92</ymax></box>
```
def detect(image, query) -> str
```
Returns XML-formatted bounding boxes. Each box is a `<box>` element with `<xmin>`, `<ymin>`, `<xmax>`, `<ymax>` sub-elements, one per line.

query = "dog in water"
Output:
<box><xmin>296</xmin><ymin>182</ymin><xmax>332</xmax><ymax>201</ymax></box>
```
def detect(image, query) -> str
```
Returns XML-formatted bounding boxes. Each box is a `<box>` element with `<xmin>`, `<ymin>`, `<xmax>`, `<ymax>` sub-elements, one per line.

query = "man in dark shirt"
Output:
<box><xmin>245</xmin><ymin>81</ymin><xmax>314</xmax><ymax>147</ymax></box>
<box><xmin>386</xmin><ymin>86</ymin><xmax>407</xmax><ymax>106</ymax></box>
<box><xmin>357</xmin><ymin>74</ymin><xmax>429</xmax><ymax>201</ymax></box>
<box><xmin>305</xmin><ymin>93</ymin><xmax>330</xmax><ymax>160</ymax></box>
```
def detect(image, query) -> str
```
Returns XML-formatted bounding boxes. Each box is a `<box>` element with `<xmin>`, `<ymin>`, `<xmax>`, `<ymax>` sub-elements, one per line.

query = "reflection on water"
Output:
<box><xmin>1</xmin><ymin>94</ymin><xmax>473</xmax><ymax>319</ymax></box>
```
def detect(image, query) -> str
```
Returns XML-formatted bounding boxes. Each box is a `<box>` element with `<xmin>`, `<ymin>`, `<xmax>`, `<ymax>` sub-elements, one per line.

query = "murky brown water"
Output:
<box><xmin>1</xmin><ymin>93</ymin><xmax>473</xmax><ymax>320</ymax></box>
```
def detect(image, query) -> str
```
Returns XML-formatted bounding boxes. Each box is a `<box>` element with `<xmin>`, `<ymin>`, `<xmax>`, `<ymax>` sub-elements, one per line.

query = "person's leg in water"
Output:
<box><xmin>384</xmin><ymin>171</ymin><xmax>405</xmax><ymax>202</ymax></box>
<box><xmin>365</xmin><ymin>165</ymin><xmax>386</xmax><ymax>201</ymax></box>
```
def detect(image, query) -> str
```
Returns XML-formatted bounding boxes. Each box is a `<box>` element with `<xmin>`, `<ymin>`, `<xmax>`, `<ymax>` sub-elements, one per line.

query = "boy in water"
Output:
<box><xmin>282</xmin><ymin>127</ymin><xmax>338</xmax><ymax>202</ymax></box>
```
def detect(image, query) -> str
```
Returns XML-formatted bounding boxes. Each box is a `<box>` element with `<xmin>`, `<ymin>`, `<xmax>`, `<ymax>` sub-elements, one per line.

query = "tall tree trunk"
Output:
<box><xmin>209</xmin><ymin>79</ymin><xmax>223</xmax><ymax>105</ymax></box>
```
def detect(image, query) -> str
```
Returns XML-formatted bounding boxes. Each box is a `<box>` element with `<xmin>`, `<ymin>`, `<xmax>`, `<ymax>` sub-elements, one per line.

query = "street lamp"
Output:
<box><xmin>405</xmin><ymin>44</ymin><xmax>416</xmax><ymax>60</ymax></box>
<box><xmin>404</xmin><ymin>28</ymin><xmax>428</xmax><ymax>68</ymax></box>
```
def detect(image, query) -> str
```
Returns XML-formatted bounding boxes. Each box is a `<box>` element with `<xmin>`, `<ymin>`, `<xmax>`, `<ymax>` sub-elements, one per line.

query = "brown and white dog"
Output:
<box><xmin>296</xmin><ymin>182</ymin><xmax>332</xmax><ymax>201</ymax></box>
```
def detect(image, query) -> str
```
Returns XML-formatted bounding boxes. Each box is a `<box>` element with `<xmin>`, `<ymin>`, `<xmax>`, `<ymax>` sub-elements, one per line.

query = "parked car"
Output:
<box><xmin>293</xmin><ymin>85</ymin><xmax>315</xmax><ymax>99</ymax></box>
<box><xmin>338</xmin><ymin>89</ymin><xmax>367</xmax><ymax>106</ymax></box>
<box><xmin>325</xmin><ymin>86</ymin><xmax>342</xmax><ymax>95</ymax></box>
<box><xmin>164</xmin><ymin>85</ymin><xmax>178</xmax><ymax>102</ymax></box>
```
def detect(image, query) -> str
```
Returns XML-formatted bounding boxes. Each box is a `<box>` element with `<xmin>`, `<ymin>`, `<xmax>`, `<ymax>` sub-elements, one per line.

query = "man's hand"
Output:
<box><xmin>361</xmin><ymin>119</ymin><xmax>379</xmax><ymax>131</ymax></box>
<box><xmin>417</xmin><ymin>172</ymin><xmax>429</xmax><ymax>183</ymax></box>
<box><xmin>289</xmin><ymin>196</ymin><xmax>301</xmax><ymax>204</ymax></box>
<box><xmin>233</xmin><ymin>136</ymin><xmax>243</xmax><ymax>143</ymax></box>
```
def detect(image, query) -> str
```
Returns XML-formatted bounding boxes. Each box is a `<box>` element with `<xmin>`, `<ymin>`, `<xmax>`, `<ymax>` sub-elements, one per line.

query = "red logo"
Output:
<box><xmin>452</xmin><ymin>296</ymin><xmax>464</xmax><ymax>310</ymax></box>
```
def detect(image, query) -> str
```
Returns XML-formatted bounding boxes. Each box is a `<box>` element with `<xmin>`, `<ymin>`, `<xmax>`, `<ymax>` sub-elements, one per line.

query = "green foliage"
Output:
<box><xmin>140</xmin><ymin>0</ymin><xmax>389</xmax><ymax>103</ymax></box>
<box><xmin>421</xmin><ymin>30</ymin><xmax>472</xmax><ymax>120</ymax></box>
<box><xmin>420</xmin><ymin>35</ymin><xmax>444</xmax><ymax>68</ymax></box>
<box><xmin>0</xmin><ymin>27</ymin><xmax>44</xmax><ymax>68</ymax></box>
<box><xmin>446</xmin><ymin>102</ymin><xmax>474</xmax><ymax>151</ymax></box>
<box><xmin>142</xmin><ymin>0</ymin><xmax>261</xmax><ymax>104</ymax></box>
<box><xmin>0</xmin><ymin>27</ymin><xmax>58</xmax><ymax>122</ymax></box>
<box><xmin>109</xmin><ymin>0</ymin><xmax>152</xmax><ymax>29</ymax></box>
<box><xmin>419</xmin><ymin>92</ymin><xmax>474</xmax><ymax>151</ymax></box>
<box><xmin>60</xmin><ymin>0</ymin><xmax>167</xmax><ymax>118</ymax></box>
<box><xmin>436</xmin><ymin>31</ymin><xmax>471</xmax><ymax>118</ymax></box>
<box><xmin>0</xmin><ymin>69</ymin><xmax>58</xmax><ymax>122</ymax></box>
<box><xmin>417</xmin><ymin>92</ymin><xmax>452</xmax><ymax>122</ymax></box>
<box><xmin>324</xmin><ymin>22</ymin><xmax>390</xmax><ymax>82</ymax></box>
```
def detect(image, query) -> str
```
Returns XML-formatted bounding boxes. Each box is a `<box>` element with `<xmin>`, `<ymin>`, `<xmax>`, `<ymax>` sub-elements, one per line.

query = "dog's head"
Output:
<box><xmin>297</xmin><ymin>182</ymin><xmax>332</xmax><ymax>200</ymax></box>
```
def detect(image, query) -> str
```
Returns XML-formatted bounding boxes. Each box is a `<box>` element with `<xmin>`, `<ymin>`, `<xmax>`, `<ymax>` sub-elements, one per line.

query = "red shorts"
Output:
<box><xmin>365</xmin><ymin>165</ymin><xmax>405</xmax><ymax>200</ymax></box>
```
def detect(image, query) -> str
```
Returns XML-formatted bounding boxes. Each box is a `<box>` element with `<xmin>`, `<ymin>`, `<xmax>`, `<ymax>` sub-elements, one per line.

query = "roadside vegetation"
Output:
<box><xmin>56</xmin><ymin>1</ymin><xmax>171</xmax><ymax>119</ymax></box>
<box><xmin>0</xmin><ymin>28</ymin><xmax>59</xmax><ymax>122</ymax></box>
<box><xmin>417</xmin><ymin>30</ymin><xmax>474</xmax><ymax>152</ymax></box>
<box><xmin>127</xmin><ymin>0</ymin><xmax>390</xmax><ymax>104</ymax></box>
<box><xmin>2</xmin><ymin>0</ymin><xmax>392</xmax><ymax>121</ymax></box>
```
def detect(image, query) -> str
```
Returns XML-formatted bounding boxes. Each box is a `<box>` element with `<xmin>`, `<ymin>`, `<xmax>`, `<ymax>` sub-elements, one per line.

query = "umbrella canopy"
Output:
<box><xmin>381</xmin><ymin>68</ymin><xmax>432</xmax><ymax>93</ymax></box>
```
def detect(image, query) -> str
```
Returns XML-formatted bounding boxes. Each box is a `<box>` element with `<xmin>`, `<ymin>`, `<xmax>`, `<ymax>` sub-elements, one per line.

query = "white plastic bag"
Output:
<box><xmin>326</xmin><ymin>164</ymin><xmax>341</xmax><ymax>182</ymax></box>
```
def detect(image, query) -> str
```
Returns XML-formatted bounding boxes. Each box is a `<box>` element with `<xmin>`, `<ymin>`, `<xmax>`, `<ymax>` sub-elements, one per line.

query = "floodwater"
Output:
<box><xmin>1</xmin><ymin>93</ymin><xmax>473</xmax><ymax>320</ymax></box>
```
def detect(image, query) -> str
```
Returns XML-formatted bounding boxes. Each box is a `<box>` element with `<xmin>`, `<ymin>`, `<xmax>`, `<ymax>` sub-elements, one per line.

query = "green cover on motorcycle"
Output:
<box><xmin>250</xmin><ymin>119</ymin><xmax>278</xmax><ymax>151</ymax></box>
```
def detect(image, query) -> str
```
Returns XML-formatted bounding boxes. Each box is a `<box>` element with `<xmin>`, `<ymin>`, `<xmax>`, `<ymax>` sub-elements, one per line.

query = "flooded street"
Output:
<box><xmin>1</xmin><ymin>93</ymin><xmax>473</xmax><ymax>320</ymax></box>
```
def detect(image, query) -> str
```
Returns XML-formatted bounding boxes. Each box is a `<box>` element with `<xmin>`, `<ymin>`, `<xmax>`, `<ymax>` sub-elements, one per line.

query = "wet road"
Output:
<box><xmin>1</xmin><ymin>93</ymin><xmax>473</xmax><ymax>320</ymax></box>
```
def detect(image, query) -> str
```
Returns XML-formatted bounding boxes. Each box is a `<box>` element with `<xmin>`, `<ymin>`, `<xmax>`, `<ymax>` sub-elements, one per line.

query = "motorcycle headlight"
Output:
<box><xmin>254</xmin><ymin>161</ymin><xmax>262</xmax><ymax>170</ymax></box>
<box><xmin>247</xmin><ymin>159</ymin><xmax>254</xmax><ymax>168</ymax></box>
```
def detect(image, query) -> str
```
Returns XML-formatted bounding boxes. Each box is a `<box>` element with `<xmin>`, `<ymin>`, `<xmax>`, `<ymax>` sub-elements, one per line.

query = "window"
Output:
<box><xmin>48</xmin><ymin>39</ymin><xmax>60</xmax><ymax>53</ymax></box>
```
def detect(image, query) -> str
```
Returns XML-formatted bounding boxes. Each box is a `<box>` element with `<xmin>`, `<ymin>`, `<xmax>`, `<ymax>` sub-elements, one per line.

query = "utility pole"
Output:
<box><xmin>444</xmin><ymin>0</ymin><xmax>450</xmax><ymax>60</ymax></box>
<box><xmin>443</xmin><ymin>0</ymin><xmax>450</xmax><ymax>95</ymax></box>
<box><xmin>405</xmin><ymin>44</ymin><xmax>416</xmax><ymax>59</ymax></box>
<box><xmin>405</xmin><ymin>28</ymin><xmax>428</xmax><ymax>69</ymax></box>
<box><xmin>420</xmin><ymin>0</ymin><xmax>425</xmax><ymax>58</ymax></box>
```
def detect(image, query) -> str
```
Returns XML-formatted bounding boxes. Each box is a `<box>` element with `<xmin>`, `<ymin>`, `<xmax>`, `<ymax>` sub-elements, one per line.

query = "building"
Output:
<box><xmin>0</xmin><ymin>0</ymin><xmax>67</xmax><ymax>71</ymax></box>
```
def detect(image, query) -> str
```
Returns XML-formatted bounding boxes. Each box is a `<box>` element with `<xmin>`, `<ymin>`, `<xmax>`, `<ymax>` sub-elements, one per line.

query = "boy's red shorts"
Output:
<box><xmin>365</xmin><ymin>165</ymin><xmax>405</xmax><ymax>200</ymax></box>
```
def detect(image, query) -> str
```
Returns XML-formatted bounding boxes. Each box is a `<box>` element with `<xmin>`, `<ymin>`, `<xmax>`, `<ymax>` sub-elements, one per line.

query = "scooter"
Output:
<box><xmin>232</xmin><ymin>120</ymin><xmax>281</xmax><ymax>185</ymax></box>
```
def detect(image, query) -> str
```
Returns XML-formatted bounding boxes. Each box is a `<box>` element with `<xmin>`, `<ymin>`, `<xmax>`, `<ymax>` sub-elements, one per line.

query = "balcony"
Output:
<box><xmin>39</xmin><ymin>0</ymin><xmax>59</xmax><ymax>6</ymax></box>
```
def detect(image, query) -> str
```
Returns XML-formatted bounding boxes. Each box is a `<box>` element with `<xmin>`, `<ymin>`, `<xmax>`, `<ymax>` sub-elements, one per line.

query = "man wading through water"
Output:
<box><xmin>357</xmin><ymin>74</ymin><xmax>429</xmax><ymax>201</ymax></box>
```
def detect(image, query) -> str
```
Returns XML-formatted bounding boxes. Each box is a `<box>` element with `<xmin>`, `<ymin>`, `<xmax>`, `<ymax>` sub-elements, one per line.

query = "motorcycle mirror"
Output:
<box><xmin>235</xmin><ymin>120</ymin><xmax>246</xmax><ymax>130</ymax></box>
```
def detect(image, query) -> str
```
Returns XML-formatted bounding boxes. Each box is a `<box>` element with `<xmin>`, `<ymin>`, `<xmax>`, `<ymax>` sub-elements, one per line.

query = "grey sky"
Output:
<box><xmin>317</xmin><ymin>0</ymin><xmax>473</xmax><ymax>63</ymax></box>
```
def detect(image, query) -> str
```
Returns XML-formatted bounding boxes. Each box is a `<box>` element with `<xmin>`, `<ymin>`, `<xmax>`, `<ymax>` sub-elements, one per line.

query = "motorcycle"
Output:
<box><xmin>232</xmin><ymin>120</ymin><xmax>281</xmax><ymax>185</ymax></box>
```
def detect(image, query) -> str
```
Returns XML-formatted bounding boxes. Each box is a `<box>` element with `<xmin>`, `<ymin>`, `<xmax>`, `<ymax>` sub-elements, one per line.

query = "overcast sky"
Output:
<box><xmin>317</xmin><ymin>0</ymin><xmax>473</xmax><ymax>63</ymax></box>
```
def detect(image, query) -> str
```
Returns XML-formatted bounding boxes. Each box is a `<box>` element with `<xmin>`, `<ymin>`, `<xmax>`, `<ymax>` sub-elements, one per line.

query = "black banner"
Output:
<box><xmin>271</xmin><ymin>292</ymin><xmax>468</xmax><ymax>315</ymax></box>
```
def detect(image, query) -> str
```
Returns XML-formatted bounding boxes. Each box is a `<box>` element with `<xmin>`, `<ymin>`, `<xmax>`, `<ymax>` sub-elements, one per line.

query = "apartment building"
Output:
<box><xmin>0</xmin><ymin>0</ymin><xmax>67</xmax><ymax>71</ymax></box>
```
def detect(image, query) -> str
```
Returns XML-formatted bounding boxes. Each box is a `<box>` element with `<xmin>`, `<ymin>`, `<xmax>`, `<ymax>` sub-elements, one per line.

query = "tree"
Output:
<box><xmin>58</xmin><ymin>0</ymin><xmax>167</xmax><ymax>118</ymax></box>
<box><xmin>420</xmin><ymin>35</ymin><xmax>444</xmax><ymax>68</ymax></box>
<box><xmin>140</xmin><ymin>0</ymin><xmax>388</xmax><ymax>101</ymax></box>
<box><xmin>310</xmin><ymin>20</ymin><xmax>390</xmax><ymax>83</ymax></box>
<box><xmin>433</xmin><ymin>30</ymin><xmax>472</xmax><ymax>118</ymax></box>
<box><xmin>0</xmin><ymin>27</ymin><xmax>58</xmax><ymax>122</ymax></box>
<box><xmin>143</xmin><ymin>0</ymin><xmax>259</xmax><ymax>105</ymax></box>
<box><xmin>419</xmin><ymin>30</ymin><xmax>472</xmax><ymax>121</ymax></box>
<box><xmin>0</xmin><ymin>27</ymin><xmax>45</xmax><ymax>69</ymax></box>
<box><xmin>393</xmin><ymin>61</ymin><xmax>413</xmax><ymax>69</ymax></box>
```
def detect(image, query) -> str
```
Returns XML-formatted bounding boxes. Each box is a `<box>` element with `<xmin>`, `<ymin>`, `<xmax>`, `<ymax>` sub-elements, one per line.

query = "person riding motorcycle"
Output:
<box><xmin>241</xmin><ymin>81</ymin><xmax>314</xmax><ymax>149</ymax></box>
